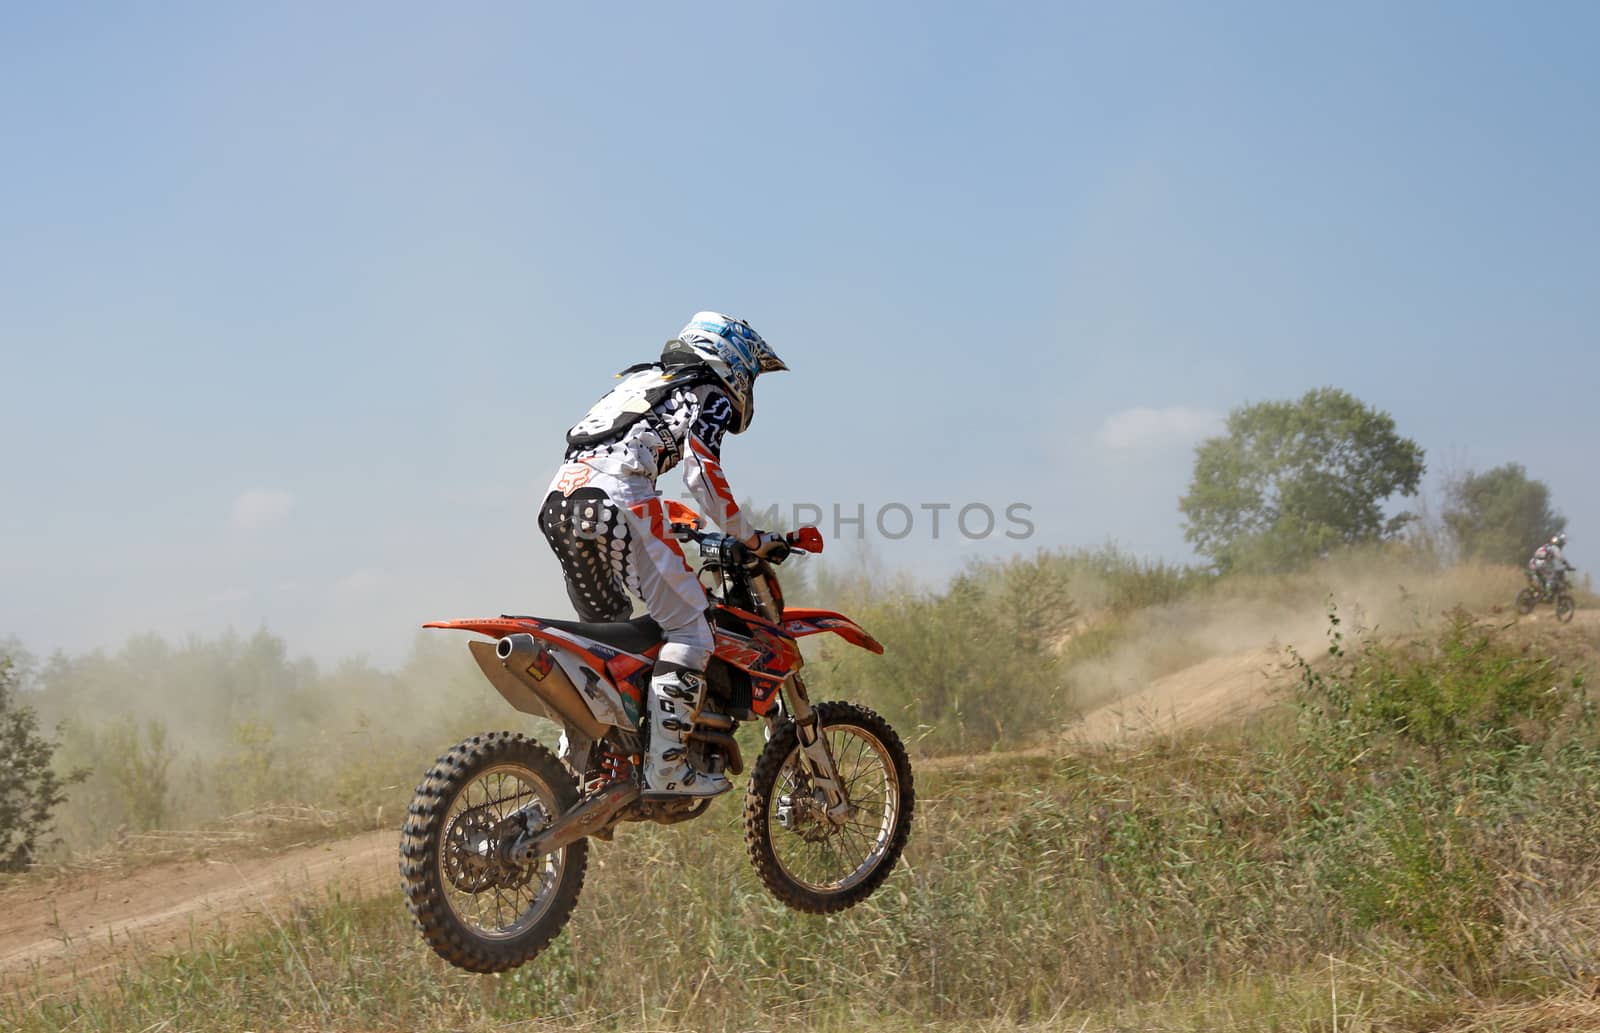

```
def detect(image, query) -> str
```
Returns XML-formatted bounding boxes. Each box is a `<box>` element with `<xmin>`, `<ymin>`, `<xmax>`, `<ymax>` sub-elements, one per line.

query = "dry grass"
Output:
<box><xmin>9</xmin><ymin>556</ymin><xmax>1598</xmax><ymax>1031</ymax></box>
<box><xmin>12</xmin><ymin>611</ymin><xmax>1600</xmax><ymax>1033</ymax></box>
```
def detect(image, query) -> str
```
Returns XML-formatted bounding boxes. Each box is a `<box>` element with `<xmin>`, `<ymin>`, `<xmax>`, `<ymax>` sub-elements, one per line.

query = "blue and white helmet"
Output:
<box><xmin>662</xmin><ymin>311</ymin><xmax>787</xmax><ymax>433</ymax></box>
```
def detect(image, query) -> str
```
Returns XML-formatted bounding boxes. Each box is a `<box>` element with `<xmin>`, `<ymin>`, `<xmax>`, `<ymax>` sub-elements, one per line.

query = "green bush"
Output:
<box><xmin>51</xmin><ymin>718</ymin><xmax>181</xmax><ymax>843</ymax></box>
<box><xmin>1291</xmin><ymin>608</ymin><xmax>1598</xmax><ymax>979</ymax></box>
<box><xmin>1040</xmin><ymin>544</ymin><xmax>1213</xmax><ymax>614</ymax></box>
<box><xmin>1300</xmin><ymin>608</ymin><xmax>1568</xmax><ymax>754</ymax></box>
<box><xmin>805</xmin><ymin>552</ymin><xmax>1077</xmax><ymax>752</ymax></box>
<box><xmin>0</xmin><ymin>653</ymin><xmax>85</xmax><ymax>870</ymax></box>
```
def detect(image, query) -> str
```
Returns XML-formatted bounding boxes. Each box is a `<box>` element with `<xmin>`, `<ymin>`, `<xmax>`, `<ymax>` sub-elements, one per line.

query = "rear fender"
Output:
<box><xmin>780</xmin><ymin>608</ymin><xmax>885</xmax><ymax>654</ymax></box>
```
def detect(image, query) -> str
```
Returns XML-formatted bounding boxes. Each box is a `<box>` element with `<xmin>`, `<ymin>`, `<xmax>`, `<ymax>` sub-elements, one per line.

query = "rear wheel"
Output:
<box><xmin>1556</xmin><ymin>594</ymin><xmax>1577</xmax><ymax>623</ymax></box>
<box><xmin>1516</xmin><ymin>587</ymin><xmax>1539</xmax><ymax>615</ymax></box>
<box><xmin>399</xmin><ymin>732</ymin><xmax>586</xmax><ymax>973</ymax></box>
<box><xmin>744</xmin><ymin>701</ymin><xmax>913</xmax><ymax>914</ymax></box>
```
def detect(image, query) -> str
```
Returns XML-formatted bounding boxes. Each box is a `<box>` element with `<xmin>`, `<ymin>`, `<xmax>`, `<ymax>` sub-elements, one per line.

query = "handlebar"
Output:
<box><xmin>668</xmin><ymin>523</ymin><xmax>826</xmax><ymax>565</ymax></box>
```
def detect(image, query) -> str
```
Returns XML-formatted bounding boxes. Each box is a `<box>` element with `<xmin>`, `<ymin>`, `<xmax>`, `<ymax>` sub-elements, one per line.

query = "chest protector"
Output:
<box><xmin>566</xmin><ymin>363</ymin><xmax>709</xmax><ymax>451</ymax></box>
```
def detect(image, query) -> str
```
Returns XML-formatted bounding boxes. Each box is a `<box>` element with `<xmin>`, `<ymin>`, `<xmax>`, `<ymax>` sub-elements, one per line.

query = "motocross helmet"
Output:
<box><xmin>661</xmin><ymin>311</ymin><xmax>786</xmax><ymax>433</ymax></box>
<box><xmin>1553</xmin><ymin>533</ymin><xmax>1568</xmax><ymax>548</ymax></box>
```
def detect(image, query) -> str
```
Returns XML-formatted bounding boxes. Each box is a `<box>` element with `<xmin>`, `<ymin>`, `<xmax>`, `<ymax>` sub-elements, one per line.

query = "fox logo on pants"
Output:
<box><xmin>554</xmin><ymin>463</ymin><xmax>593</xmax><ymax>497</ymax></box>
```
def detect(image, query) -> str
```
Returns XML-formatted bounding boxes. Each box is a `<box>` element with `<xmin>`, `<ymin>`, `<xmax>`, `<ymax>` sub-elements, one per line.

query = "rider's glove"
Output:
<box><xmin>751</xmin><ymin>531</ymin><xmax>792</xmax><ymax>564</ymax></box>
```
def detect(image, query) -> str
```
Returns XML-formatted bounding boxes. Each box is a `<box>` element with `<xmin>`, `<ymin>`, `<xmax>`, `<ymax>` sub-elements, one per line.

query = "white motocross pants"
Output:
<box><xmin>538</xmin><ymin>462</ymin><xmax>713</xmax><ymax>669</ymax></box>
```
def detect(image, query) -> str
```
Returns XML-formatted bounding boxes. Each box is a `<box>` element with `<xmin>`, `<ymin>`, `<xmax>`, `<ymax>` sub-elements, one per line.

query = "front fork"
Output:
<box><xmin>749</xmin><ymin>574</ymin><xmax>843</xmax><ymax>806</ymax></box>
<box><xmin>778</xmin><ymin>674</ymin><xmax>855</xmax><ymax>821</ymax></box>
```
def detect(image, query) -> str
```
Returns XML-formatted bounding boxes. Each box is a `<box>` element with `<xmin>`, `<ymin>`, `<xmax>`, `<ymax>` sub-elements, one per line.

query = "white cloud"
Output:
<box><xmin>231</xmin><ymin>489</ymin><xmax>294</xmax><ymax>530</ymax></box>
<box><xmin>1094</xmin><ymin>406</ymin><xmax>1221</xmax><ymax>453</ymax></box>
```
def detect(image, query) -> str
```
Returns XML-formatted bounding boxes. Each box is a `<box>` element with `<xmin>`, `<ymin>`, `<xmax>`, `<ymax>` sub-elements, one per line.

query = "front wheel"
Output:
<box><xmin>1556</xmin><ymin>594</ymin><xmax>1577</xmax><ymax>623</ymax></box>
<box><xmin>1516</xmin><ymin>587</ymin><xmax>1539</xmax><ymax>615</ymax></box>
<box><xmin>744</xmin><ymin>701</ymin><xmax>914</xmax><ymax>914</ymax></box>
<box><xmin>399</xmin><ymin>732</ymin><xmax>587</xmax><ymax>973</ymax></box>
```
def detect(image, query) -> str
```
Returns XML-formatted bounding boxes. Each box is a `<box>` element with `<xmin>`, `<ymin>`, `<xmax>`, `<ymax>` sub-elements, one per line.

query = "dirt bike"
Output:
<box><xmin>1516</xmin><ymin>567</ymin><xmax>1576</xmax><ymax>623</ymax></box>
<box><xmin>398</xmin><ymin>503</ymin><xmax>914</xmax><ymax>973</ymax></box>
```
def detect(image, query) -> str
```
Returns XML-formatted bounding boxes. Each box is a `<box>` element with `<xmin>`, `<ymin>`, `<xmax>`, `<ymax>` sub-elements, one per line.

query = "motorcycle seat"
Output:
<box><xmin>538</xmin><ymin>616</ymin><xmax>663</xmax><ymax>655</ymax></box>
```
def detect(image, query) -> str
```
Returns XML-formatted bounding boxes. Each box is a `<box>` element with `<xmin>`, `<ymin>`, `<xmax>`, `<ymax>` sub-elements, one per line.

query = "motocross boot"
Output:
<box><xmin>642</xmin><ymin>665</ymin><xmax>731</xmax><ymax>799</ymax></box>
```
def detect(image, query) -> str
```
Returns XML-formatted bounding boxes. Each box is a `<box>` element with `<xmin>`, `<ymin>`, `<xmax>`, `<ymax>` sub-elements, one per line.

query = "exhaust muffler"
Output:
<box><xmin>464</xmin><ymin>633</ymin><xmax>608</xmax><ymax>739</ymax></box>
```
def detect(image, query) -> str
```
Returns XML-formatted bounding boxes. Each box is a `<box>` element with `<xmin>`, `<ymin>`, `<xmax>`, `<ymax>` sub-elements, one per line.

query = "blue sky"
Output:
<box><xmin>3</xmin><ymin>3</ymin><xmax>1596</xmax><ymax>665</ymax></box>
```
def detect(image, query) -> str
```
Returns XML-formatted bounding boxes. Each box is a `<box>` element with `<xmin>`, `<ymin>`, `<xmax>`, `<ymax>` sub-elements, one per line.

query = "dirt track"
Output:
<box><xmin>0</xmin><ymin>830</ymin><xmax>394</xmax><ymax>988</ymax></box>
<box><xmin>1065</xmin><ymin>606</ymin><xmax>1600</xmax><ymax>744</ymax></box>
<box><xmin>3</xmin><ymin>609</ymin><xmax>1590</xmax><ymax>989</ymax></box>
<box><xmin>1066</xmin><ymin>647</ymin><xmax>1288</xmax><ymax>743</ymax></box>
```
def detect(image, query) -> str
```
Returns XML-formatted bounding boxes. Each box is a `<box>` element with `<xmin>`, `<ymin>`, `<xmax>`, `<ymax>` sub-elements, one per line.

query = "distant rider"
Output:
<box><xmin>1529</xmin><ymin>533</ymin><xmax>1574</xmax><ymax>596</ymax></box>
<box><xmin>538</xmin><ymin>313</ymin><xmax>788</xmax><ymax>799</ymax></box>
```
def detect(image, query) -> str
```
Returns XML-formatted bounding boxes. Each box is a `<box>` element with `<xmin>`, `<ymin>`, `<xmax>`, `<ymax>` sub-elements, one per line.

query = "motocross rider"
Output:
<box><xmin>1529</xmin><ymin>533</ymin><xmax>1573</xmax><ymax>595</ymax></box>
<box><xmin>539</xmin><ymin>312</ymin><xmax>788</xmax><ymax>799</ymax></box>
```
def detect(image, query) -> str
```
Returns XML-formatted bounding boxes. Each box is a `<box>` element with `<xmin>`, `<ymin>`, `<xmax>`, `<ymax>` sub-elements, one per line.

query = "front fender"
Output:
<box><xmin>781</xmin><ymin>608</ymin><xmax>885</xmax><ymax>655</ymax></box>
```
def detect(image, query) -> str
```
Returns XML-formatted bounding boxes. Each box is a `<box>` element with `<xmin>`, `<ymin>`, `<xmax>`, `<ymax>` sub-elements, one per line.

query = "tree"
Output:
<box><xmin>1180</xmin><ymin>387</ymin><xmax>1426</xmax><ymax>572</ymax></box>
<box><xmin>1442</xmin><ymin>463</ymin><xmax>1565</xmax><ymax>566</ymax></box>
<box><xmin>0</xmin><ymin>653</ymin><xmax>84</xmax><ymax>870</ymax></box>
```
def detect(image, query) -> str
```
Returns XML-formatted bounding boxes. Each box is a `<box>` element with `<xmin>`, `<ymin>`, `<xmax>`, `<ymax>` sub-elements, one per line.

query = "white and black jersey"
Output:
<box><xmin>561</xmin><ymin>379</ymin><xmax>753</xmax><ymax>542</ymax></box>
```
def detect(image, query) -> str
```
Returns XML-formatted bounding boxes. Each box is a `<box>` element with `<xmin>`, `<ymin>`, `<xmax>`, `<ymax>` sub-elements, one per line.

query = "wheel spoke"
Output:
<box><xmin>438</xmin><ymin>762</ymin><xmax>567</xmax><ymax>940</ymax></box>
<box><xmin>766</xmin><ymin>718</ymin><xmax>901</xmax><ymax>895</ymax></box>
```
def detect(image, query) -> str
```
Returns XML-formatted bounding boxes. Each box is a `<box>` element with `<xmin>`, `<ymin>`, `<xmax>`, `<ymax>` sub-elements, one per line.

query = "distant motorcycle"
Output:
<box><xmin>399</xmin><ymin>504</ymin><xmax>914</xmax><ymax>973</ymax></box>
<box><xmin>1516</xmin><ymin>567</ymin><xmax>1576</xmax><ymax>623</ymax></box>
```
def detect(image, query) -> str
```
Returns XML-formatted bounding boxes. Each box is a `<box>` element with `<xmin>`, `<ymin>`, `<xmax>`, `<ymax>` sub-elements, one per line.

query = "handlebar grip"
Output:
<box><xmin>784</xmin><ymin>525</ymin><xmax>825</xmax><ymax>555</ymax></box>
